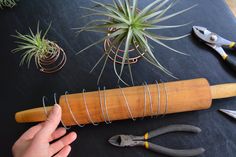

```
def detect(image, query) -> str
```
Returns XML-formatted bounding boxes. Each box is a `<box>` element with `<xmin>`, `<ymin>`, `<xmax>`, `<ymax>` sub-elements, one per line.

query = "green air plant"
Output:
<box><xmin>0</xmin><ymin>0</ymin><xmax>17</xmax><ymax>8</ymax></box>
<box><xmin>76</xmin><ymin>0</ymin><xmax>196</xmax><ymax>85</ymax></box>
<box><xmin>12</xmin><ymin>23</ymin><xmax>67</xmax><ymax>73</ymax></box>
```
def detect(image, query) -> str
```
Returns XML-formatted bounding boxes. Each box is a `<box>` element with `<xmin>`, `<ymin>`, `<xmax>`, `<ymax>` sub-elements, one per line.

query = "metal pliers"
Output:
<box><xmin>193</xmin><ymin>26</ymin><xmax>236</xmax><ymax>71</ymax></box>
<box><xmin>108</xmin><ymin>124</ymin><xmax>205</xmax><ymax>157</ymax></box>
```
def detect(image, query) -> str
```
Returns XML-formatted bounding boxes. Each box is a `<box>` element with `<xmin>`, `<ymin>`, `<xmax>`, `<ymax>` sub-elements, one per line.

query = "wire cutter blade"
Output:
<box><xmin>219</xmin><ymin>109</ymin><xmax>236</xmax><ymax>120</ymax></box>
<box><xmin>108</xmin><ymin>135</ymin><xmax>143</xmax><ymax>147</ymax></box>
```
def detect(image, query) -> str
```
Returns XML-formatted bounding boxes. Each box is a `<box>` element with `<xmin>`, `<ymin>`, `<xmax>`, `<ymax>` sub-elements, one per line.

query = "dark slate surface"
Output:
<box><xmin>1</xmin><ymin>0</ymin><xmax>236</xmax><ymax>156</ymax></box>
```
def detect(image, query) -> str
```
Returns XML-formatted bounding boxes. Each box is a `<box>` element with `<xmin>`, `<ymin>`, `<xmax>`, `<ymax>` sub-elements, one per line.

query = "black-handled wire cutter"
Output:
<box><xmin>108</xmin><ymin>124</ymin><xmax>205</xmax><ymax>157</ymax></box>
<box><xmin>193</xmin><ymin>26</ymin><xmax>236</xmax><ymax>71</ymax></box>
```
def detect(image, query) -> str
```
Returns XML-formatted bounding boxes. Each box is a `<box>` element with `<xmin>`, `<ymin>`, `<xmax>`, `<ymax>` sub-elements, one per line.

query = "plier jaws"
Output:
<box><xmin>109</xmin><ymin>124</ymin><xmax>205</xmax><ymax>157</ymax></box>
<box><xmin>193</xmin><ymin>26</ymin><xmax>236</xmax><ymax>71</ymax></box>
<box><xmin>192</xmin><ymin>26</ymin><xmax>232</xmax><ymax>46</ymax></box>
<box><xmin>109</xmin><ymin>135</ymin><xmax>144</xmax><ymax>147</ymax></box>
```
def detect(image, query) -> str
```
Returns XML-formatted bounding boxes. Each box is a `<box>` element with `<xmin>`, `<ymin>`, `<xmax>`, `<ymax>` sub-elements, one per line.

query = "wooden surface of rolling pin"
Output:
<box><xmin>226</xmin><ymin>0</ymin><xmax>236</xmax><ymax>16</ymax></box>
<box><xmin>15</xmin><ymin>78</ymin><xmax>236</xmax><ymax>126</ymax></box>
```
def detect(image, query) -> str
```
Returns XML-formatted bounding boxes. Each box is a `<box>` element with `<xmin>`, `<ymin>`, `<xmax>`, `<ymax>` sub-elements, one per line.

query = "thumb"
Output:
<box><xmin>38</xmin><ymin>104</ymin><xmax>62</xmax><ymax>139</ymax></box>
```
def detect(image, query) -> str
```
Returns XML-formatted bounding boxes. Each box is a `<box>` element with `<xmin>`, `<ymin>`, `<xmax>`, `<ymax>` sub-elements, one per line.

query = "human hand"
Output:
<box><xmin>12</xmin><ymin>104</ymin><xmax>77</xmax><ymax>157</ymax></box>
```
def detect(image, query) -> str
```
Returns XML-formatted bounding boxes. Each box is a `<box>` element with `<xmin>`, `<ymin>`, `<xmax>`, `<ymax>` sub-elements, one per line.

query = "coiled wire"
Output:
<box><xmin>42</xmin><ymin>81</ymin><xmax>169</xmax><ymax>128</ymax></box>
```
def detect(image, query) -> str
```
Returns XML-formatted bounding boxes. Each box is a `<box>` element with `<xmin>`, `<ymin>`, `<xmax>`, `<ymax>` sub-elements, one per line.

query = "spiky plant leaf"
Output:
<box><xmin>76</xmin><ymin>28</ymin><xmax>126</xmax><ymax>55</ymax></box>
<box><xmin>0</xmin><ymin>0</ymin><xmax>16</xmax><ymax>9</ymax></box>
<box><xmin>12</xmin><ymin>23</ymin><xmax>56</xmax><ymax>68</ymax></box>
<box><xmin>77</xmin><ymin>0</ymin><xmax>196</xmax><ymax>85</ymax></box>
<box><xmin>149</xmin><ymin>4</ymin><xmax>198</xmax><ymax>24</ymax></box>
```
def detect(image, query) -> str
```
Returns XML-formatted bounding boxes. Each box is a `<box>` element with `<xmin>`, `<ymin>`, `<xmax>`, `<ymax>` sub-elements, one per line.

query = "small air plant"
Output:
<box><xmin>0</xmin><ymin>0</ymin><xmax>17</xmax><ymax>9</ymax></box>
<box><xmin>12</xmin><ymin>23</ymin><xmax>67</xmax><ymax>73</ymax></box>
<box><xmin>76</xmin><ymin>0</ymin><xmax>196</xmax><ymax>85</ymax></box>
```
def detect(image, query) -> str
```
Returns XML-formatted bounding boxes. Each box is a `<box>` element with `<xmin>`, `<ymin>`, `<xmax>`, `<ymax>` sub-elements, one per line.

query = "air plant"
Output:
<box><xmin>12</xmin><ymin>23</ymin><xmax>67</xmax><ymax>73</ymax></box>
<box><xmin>0</xmin><ymin>0</ymin><xmax>17</xmax><ymax>8</ymax></box>
<box><xmin>76</xmin><ymin>0</ymin><xmax>196</xmax><ymax>85</ymax></box>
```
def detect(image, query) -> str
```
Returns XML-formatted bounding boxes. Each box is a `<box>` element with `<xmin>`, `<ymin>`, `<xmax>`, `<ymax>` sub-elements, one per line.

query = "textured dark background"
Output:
<box><xmin>1</xmin><ymin>0</ymin><xmax>236</xmax><ymax>156</ymax></box>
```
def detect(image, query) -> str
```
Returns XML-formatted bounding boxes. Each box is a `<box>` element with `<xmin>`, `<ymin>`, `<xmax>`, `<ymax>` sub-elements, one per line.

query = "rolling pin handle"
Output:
<box><xmin>15</xmin><ymin>106</ymin><xmax>53</xmax><ymax>123</ymax></box>
<box><xmin>210</xmin><ymin>83</ymin><xmax>236</xmax><ymax>99</ymax></box>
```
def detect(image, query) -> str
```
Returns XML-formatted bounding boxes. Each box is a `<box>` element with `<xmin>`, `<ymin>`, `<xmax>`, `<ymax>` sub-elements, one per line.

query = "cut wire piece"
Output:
<box><xmin>82</xmin><ymin>89</ymin><xmax>99</xmax><ymax>126</ymax></box>
<box><xmin>119</xmin><ymin>86</ymin><xmax>136</xmax><ymax>121</ymax></box>
<box><xmin>54</xmin><ymin>93</ymin><xmax>71</xmax><ymax>129</ymax></box>
<box><xmin>64</xmin><ymin>91</ymin><xmax>84</xmax><ymax>128</ymax></box>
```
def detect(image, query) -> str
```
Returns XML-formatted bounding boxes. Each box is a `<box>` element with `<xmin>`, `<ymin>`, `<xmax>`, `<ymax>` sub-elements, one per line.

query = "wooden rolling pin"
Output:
<box><xmin>15</xmin><ymin>78</ymin><xmax>236</xmax><ymax>126</ymax></box>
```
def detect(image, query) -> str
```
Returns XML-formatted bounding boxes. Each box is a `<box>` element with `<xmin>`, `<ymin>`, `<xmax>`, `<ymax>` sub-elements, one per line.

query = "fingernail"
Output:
<box><xmin>51</xmin><ymin>104</ymin><xmax>60</xmax><ymax>115</ymax></box>
<box><xmin>71</xmin><ymin>132</ymin><xmax>77</xmax><ymax>141</ymax></box>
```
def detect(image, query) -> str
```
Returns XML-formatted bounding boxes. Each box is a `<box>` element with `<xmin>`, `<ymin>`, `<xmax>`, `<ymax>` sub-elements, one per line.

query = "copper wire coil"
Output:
<box><xmin>104</xmin><ymin>38</ymin><xmax>144</xmax><ymax>64</ymax></box>
<box><xmin>104</xmin><ymin>26</ymin><xmax>145</xmax><ymax>65</ymax></box>
<box><xmin>36</xmin><ymin>41</ymin><xmax>67</xmax><ymax>74</ymax></box>
<box><xmin>104</xmin><ymin>8</ymin><xmax>144</xmax><ymax>65</ymax></box>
